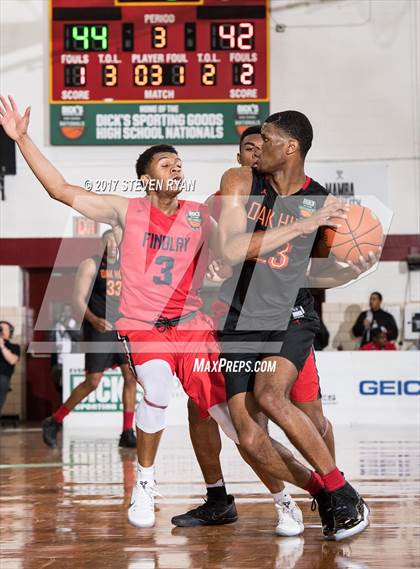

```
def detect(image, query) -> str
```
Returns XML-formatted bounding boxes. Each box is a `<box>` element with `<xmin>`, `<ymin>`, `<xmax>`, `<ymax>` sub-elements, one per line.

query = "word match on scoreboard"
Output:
<box><xmin>50</xmin><ymin>0</ymin><xmax>269</xmax><ymax>145</ymax></box>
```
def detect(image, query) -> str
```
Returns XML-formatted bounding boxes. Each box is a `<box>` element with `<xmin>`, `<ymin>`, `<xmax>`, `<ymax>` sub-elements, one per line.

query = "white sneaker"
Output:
<box><xmin>128</xmin><ymin>480</ymin><xmax>162</xmax><ymax>528</ymax></box>
<box><xmin>275</xmin><ymin>494</ymin><xmax>304</xmax><ymax>537</ymax></box>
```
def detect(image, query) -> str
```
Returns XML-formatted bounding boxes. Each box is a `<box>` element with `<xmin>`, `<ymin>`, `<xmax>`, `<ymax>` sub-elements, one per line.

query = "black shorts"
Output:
<box><xmin>218</xmin><ymin>310</ymin><xmax>320</xmax><ymax>400</ymax></box>
<box><xmin>83</xmin><ymin>327</ymin><xmax>126</xmax><ymax>374</ymax></box>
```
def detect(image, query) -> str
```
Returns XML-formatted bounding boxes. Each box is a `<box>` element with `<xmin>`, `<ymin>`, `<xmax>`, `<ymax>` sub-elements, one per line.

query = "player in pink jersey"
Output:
<box><xmin>1</xmin><ymin>95</ymin><xmax>348</xmax><ymax>535</ymax></box>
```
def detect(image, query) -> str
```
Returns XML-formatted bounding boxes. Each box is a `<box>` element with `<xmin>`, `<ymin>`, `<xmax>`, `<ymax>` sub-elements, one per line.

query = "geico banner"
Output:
<box><xmin>317</xmin><ymin>352</ymin><xmax>419</xmax><ymax>425</ymax></box>
<box><xmin>62</xmin><ymin>352</ymin><xmax>419</xmax><ymax>429</ymax></box>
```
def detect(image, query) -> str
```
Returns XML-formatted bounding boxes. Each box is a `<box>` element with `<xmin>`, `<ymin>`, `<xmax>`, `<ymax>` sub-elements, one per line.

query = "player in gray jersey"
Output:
<box><xmin>217</xmin><ymin>111</ymin><xmax>377</xmax><ymax>541</ymax></box>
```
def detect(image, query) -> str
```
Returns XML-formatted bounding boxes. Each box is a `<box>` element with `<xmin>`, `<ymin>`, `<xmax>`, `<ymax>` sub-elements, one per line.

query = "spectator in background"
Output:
<box><xmin>50</xmin><ymin>304</ymin><xmax>80</xmax><ymax>394</ymax></box>
<box><xmin>360</xmin><ymin>327</ymin><xmax>396</xmax><ymax>351</ymax></box>
<box><xmin>0</xmin><ymin>321</ymin><xmax>20</xmax><ymax>416</ymax></box>
<box><xmin>352</xmin><ymin>292</ymin><xmax>398</xmax><ymax>348</ymax></box>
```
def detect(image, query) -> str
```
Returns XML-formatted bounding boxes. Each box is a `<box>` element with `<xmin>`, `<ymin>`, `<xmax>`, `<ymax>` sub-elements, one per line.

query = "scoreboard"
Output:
<box><xmin>50</xmin><ymin>0</ymin><xmax>269</xmax><ymax>145</ymax></box>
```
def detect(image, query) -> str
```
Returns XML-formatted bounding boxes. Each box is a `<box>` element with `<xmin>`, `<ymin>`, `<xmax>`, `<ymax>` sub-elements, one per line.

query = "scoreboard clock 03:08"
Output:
<box><xmin>50</xmin><ymin>0</ymin><xmax>269</xmax><ymax>145</ymax></box>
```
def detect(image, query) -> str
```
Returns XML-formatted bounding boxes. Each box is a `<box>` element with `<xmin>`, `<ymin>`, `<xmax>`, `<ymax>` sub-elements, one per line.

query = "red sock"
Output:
<box><xmin>322</xmin><ymin>468</ymin><xmax>346</xmax><ymax>492</ymax></box>
<box><xmin>53</xmin><ymin>405</ymin><xmax>71</xmax><ymax>423</ymax></box>
<box><xmin>304</xmin><ymin>471</ymin><xmax>324</xmax><ymax>496</ymax></box>
<box><xmin>123</xmin><ymin>411</ymin><xmax>134</xmax><ymax>432</ymax></box>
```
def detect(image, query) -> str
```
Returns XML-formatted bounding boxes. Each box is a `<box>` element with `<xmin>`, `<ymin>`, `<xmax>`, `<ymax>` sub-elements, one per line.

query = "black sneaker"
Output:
<box><xmin>119</xmin><ymin>428</ymin><xmax>137</xmax><ymax>448</ymax></box>
<box><xmin>42</xmin><ymin>416</ymin><xmax>62</xmax><ymax>448</ymax></box>
<box><xmin>171</xmin><ymin>495</ymin><xmax>238</xmax><ymax>527</ymax></box>
<box><xmin>327</xmin><ymin>483</ymin><xmax>369</xmax><ymax>541</ymax></box>
<box><xmin>312</xmin><ymin>488</ymin><xmax>334</xmax><ymax>536</ymax></box>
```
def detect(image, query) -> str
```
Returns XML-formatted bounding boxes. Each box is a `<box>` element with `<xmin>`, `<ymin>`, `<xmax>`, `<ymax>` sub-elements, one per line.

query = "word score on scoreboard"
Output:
<box><xmin>50</xmin><ymin>0</ymin><xmax>269</xmax><ymax>145</ymax></box>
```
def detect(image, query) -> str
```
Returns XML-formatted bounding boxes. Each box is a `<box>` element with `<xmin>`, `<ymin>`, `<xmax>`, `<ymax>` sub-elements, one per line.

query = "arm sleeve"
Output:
<box><xmin>9</xmin><ymin>343</ymin><xmax>21</xmax><ymax>358</ymax></box>
<box><xmin>386</xmin><ymin>314</ymin><xmax>399</xmax><ymax>340</ymax></box>
<box><xmin>352</xmin><ymin>311</ymin><xmax>366</xmax><ymax>338</ymax></box>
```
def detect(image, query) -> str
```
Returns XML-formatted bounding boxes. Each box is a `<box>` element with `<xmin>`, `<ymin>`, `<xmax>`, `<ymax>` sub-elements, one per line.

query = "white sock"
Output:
<box><xmin>273</xmin><ymin>489</ymin><xmax>289</xmax><ymax>505</ymax></box>
<box><xmin>137</xmin><ymin>463</ymin><xmax>155</xmax><ymax>484</ymax></box>
<box><xmin>206</xmin><ymin>478</ymin><xmax>224</xmax><ymax>489</ymax></box>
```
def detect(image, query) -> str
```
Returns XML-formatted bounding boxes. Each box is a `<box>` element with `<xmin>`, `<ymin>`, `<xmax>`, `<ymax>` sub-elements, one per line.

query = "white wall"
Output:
<box><xmin>1</xmin><ymin>0</ymin><xmax>419</xmax><ymax>306</ymax></box>
<box><xmin>325</xmin><ymin>260</ymin><xmax>420</xmax><ymax>304</ymax></box>
<box><xmin>0</xmin><ymin>266</ymin><xmax>22</xmax><ymax>307</ymax></box>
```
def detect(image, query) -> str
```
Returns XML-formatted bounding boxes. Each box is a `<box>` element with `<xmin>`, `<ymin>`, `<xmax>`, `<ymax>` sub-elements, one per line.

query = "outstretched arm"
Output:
<box><xmin>0</xmin><ymin>96</ymin><xmax>127</xmax><ymax>225</ymax></box>
<box><xmin>218</xmin><ymin>167</ymin><xmax>348</xmax><ymax>265</ymax></box>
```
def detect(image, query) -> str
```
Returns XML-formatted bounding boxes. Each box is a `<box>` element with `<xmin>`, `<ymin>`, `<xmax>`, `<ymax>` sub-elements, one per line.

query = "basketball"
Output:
<box><xmin>321</xmin><ymin>204</ymin><xmax>383</xmax><ymax>264</ymax></box>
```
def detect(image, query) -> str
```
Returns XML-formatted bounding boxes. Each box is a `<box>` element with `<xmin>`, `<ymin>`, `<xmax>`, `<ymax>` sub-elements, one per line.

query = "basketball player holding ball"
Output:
<box><xmin>173</xmin><ymin>126</ymin><xmax>337</xmax><ymax>534</ymax></box>
<box><xmin>216</xmin><ymin>111</ymin><xmax>381</xmax><ymax>540</ymax></box>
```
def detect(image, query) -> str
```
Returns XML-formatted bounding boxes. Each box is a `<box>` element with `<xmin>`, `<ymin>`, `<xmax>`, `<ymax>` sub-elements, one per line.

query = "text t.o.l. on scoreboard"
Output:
<box><xmin>50</xmin><ymin>0</ymin><xmax>270</xmax><ymax>145</ymax></box>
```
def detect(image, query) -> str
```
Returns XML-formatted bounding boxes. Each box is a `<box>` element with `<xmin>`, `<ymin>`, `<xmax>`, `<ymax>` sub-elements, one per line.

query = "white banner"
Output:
<box><xmin>317</xmin><ymin>352</ymin><xmax>420</xmax><ymax>425</ymax></box>
<box><xmin>62</xmin><ymin>351</ymin><xmax>419</xmax><ymax>430</ymax></box>
<box><xmin>306</xmin><ymin>162</ymin><xmax>389</xmax><ymax>206</ymax></box>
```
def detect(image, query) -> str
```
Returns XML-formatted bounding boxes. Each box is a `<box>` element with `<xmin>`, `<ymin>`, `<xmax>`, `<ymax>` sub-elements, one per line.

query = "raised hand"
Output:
<box><xmin>0</xmin><ymin>95</ymin><xmax>31</xmax><ymax>141</ymax></box>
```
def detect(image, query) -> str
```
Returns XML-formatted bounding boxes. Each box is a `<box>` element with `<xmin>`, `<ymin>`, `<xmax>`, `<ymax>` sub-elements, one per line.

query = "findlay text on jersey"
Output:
<box><xmin>143</xmin><ymin>233</ymin><xmax>191</xmax><ymax>253</ymax></box>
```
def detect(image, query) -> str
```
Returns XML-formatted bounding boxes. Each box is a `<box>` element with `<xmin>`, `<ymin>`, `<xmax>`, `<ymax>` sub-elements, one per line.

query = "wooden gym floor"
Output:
<box><xmin>0</xmin><ymin>424</ymin><xmax>419</xmax><ymax>569</ymax></box>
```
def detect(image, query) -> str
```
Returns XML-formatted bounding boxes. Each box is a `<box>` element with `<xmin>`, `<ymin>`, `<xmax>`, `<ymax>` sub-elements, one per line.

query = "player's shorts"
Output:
<box><xmin>116</xmin><ymin>311</ymin><xmax>227</xmax><ymax>418</ymax></box>
<box><xmin>83</xmin><ymin>324</ymin><xmax>126</xmax><ymax>374</ymax></box>
<box><xmin>290</xmin><ymin>348</ymin><xmax>321</xmax><ymax>403</ymax></box>
<box><xmin>218</xmin><ymin>309</ymin><xmax>320</xmax><ymax>400</ymax></box>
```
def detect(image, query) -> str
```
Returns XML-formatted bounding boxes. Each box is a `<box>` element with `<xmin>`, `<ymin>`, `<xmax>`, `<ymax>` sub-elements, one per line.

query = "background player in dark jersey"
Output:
<box><xmin>217</xmin><ymin>110</ymin><xmax>378</xmax><ymax>540</ymax></box>
<box><xmin>205</xmin><ymin>125</ymin><xmax>263</xmax><ymax>225</ymax></box>
<box><xmin>42</xmin><ymin>230</ymin><xmax>137</xmax><ymax>449</ymax></box>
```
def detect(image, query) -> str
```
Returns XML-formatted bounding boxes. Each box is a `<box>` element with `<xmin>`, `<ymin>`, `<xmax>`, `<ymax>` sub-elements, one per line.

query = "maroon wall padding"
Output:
<box><xmin>0</xmin><ymin>238</ymin><xmax>102</xmax><ymax>267</ymax></box>
<box><xmin>1</xmin><ymin>236</ymin><xmax>418</xmax><ymax>266</ymax></box>
<box><xmin>380</xmin><ymin>234</ymin><xmax>420</xmax><ymax>262</ymax></box>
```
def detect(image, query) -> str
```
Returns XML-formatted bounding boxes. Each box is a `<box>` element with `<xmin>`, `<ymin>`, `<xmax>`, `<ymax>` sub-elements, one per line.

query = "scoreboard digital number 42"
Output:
<box><xmin>50</xmin><ymin>0</ymin><xmax>269</xmax><ymax>145</ymax></box>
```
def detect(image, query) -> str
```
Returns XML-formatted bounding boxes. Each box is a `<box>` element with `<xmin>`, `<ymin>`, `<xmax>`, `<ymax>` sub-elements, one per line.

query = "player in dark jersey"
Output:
<box><xmin>217</xmin><ymin>110</ymin><xmax>377</xmax><ymax>540</ymax></box>
<box><xmin>42</xmin><ymin>230</ymin><xmax>137</xmax><ymax>449</ymax></box>
<box><xmin>174</xmin><ymin>125</ymin><xmax>337</xmax><ymax>534</ymax></box>
<box><xmin>174</xmin><ymin>125</ymin><xmax>304</xmax><ymax>534</ymax></box>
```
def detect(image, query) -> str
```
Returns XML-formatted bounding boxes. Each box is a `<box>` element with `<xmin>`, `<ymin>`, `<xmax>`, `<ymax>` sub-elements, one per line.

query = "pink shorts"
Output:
<box><xmin>117</xmin><ymin>312</ymin><xmax>227</xmax><ymax>418</ymax></box>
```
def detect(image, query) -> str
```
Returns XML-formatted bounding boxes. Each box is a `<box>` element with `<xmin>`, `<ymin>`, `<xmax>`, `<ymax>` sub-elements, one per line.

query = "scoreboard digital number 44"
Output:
<box><xmin>50</xmin><ymin>0</ymin><xmax>269</xmax><ymax>145</ymax></box>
